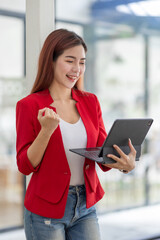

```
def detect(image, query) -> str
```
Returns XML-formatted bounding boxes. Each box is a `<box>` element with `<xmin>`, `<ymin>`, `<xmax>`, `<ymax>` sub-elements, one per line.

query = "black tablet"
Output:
<box><xmin>70</xmin><ymin>118</ymin><xmax>153</xmax><ymax>164</ymax></box>
<box><xmin>100</xmin><ymin>118</ymin><xmax>153</xmax><ymax>163</ymax></box>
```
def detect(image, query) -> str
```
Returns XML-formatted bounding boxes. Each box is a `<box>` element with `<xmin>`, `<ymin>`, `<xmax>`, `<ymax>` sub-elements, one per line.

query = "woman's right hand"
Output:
<box><xmin>26</xmin><ymin>108</ymin><xmax>60</xmax><ymax>168</ymax></box>
<box><xmin>37</xmin><ymin>107</ymin><xmax>60</xmax><ymax>135</ymax></box>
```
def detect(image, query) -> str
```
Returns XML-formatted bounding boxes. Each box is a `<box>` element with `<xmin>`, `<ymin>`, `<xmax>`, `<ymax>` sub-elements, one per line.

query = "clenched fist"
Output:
<box><xmin>37</xmin><ymin>107</ymin><xmax>60</xmax><ymax>135</ymax></box>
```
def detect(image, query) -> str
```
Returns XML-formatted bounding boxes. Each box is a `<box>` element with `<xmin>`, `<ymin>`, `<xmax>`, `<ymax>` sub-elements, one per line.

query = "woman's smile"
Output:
<box><xmin>66</xmin><ymin>74</ymin><xmax>79</xmax><ymax>82</ymax></box>
<box><xmin>52</xmin><ymin>45</ymin><xmax>86</xmax><ymax>89</ymax></box>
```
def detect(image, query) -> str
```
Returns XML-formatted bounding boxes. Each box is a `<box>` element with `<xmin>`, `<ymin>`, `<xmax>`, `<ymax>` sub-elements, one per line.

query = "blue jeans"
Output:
<box><xmin>24</xmin><ymin>185</ymin><xmax>101</xmax><ymax>240</ymax></box>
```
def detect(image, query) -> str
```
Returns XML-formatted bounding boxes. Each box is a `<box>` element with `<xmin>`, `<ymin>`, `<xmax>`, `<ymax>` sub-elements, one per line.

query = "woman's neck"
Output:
<box><xmin>49</xmin><ymin>82</ymin><xmax>72</xmax><ymax>101</ymax></box>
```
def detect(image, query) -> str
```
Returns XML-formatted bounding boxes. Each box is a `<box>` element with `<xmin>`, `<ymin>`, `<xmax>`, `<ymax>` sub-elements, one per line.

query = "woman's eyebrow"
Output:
<box><xmin>65</xmin><ymin>56</ymin><xmax>86</xmax><ymax>60</ymax></box>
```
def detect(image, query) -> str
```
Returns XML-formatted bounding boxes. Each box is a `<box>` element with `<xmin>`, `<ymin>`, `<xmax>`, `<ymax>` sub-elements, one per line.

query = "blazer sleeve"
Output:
<box><xmin>95</xmin><ymin>95</ymin><xmax>111</xmax><ymax>172</ymax></box>
<box><xmin>16</xmin><ymin>100</ymin><xmax>40</xmax><ymax>175</ymax></box>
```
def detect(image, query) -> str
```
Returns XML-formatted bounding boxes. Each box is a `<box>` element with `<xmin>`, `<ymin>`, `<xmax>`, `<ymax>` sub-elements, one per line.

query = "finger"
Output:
<box><xmin>105</xmin><ymin>154</ymin><xmax>124</xmax><ymax>168</ymax></box>
<box><xmin>112</xmin><ymin>144</ymin><xmax>127</xmax><ymax>159</ymax></box>
<box><xmin>44</xmin><ymin>108</ymin><xmax>52</xmax><ymax>117</ymax></box>
<box><xmin>104</xmin><ymin>161</ymin><xmax>120</xmax><ymax>169</ymax></box>
<box><xmin>49</xmin><ymin>110</ymin><xmax>59</xmax><ymax>120</ymax></box>
<box><xmin>128</xmin><ymin>138</ymin><xmax>137</xmax><ymax>156</ymax></box>
<box><xmin>107</xmin><ymin>153</ymin><xmax>119</xmax><ymax>162</ymax></box>
<box><xmin>38</xmin><ymin>108</ymin><xmax>47</xmax><ymax>118</ymax></box>
<box><xmin>107</xmin><ymin>151</ymin><xmax>129</xmax><ymax>169</ymax></box>
<box><xmin>49</xmin><ymin>109</ymin><xmax>56</xmax><ymax>117</ymax></box>
<box><xmin>55</xmin><ymin>113</ymin><xmax>60</xmax><ymax>121</ymax></box>
<box><xmin>42</xmin><ymin>108</ymin><xmax>55</xmax><ymax>119</ymax></box>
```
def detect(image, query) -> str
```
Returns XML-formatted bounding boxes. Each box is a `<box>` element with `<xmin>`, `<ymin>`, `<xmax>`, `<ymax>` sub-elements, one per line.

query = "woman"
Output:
<box><xmin>16</xmin><ymin>29</ymin><xmax>136</xmax><ymax>240</ymax></box>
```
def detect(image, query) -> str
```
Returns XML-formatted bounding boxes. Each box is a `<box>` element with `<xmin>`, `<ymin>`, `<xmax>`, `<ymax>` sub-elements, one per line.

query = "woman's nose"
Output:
<box><xmin>72</xmin><ymin>64</ymin><xmax>80</xmax><ymax>73</ymax></box>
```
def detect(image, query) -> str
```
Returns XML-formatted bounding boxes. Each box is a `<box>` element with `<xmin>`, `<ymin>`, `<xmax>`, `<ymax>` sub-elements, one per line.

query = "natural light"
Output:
<box><xmin>117</xmin><ymin>0</ymin><xmax>160</xmax><ymax>16</ymax></box>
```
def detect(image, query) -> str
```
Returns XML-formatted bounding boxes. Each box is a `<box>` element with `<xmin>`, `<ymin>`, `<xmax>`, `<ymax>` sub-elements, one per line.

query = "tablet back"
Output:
<box><xmin>99</xmin><ymin>118</ymin><xmax>153</xmax><ymax>163</ymax></box>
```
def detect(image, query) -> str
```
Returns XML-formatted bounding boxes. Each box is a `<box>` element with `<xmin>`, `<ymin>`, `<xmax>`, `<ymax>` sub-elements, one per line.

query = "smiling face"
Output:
<box><xmin>52</xmin><ymin>45</ymin><xmax>86</xmax><ymax>89</ymax></box>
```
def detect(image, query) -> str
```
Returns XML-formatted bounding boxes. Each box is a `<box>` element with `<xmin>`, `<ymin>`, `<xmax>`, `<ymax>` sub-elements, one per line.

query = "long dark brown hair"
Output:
<box><xmin>30</xmin><ymin>29</ymin><xmax>87</xmax><ymax>94</ymax></box>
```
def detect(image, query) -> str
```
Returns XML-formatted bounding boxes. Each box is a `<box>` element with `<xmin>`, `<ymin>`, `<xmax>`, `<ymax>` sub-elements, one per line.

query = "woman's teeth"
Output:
<box><xmin>66</xmin><ymin>75</ymin><xmax>78</xmax><ymax>81</ymax></box>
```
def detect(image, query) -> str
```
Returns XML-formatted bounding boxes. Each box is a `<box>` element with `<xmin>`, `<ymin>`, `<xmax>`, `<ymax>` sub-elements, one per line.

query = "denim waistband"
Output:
<box><xmin>69</xmin><ymin>185</ymin><xmax>85</xmax><ymax>194</ymax></box>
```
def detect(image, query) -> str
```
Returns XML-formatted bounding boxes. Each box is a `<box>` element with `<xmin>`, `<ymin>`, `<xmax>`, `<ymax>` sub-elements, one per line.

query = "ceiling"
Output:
<box><xmin>91</xmin><ymin>0</ymin><xmax>160</xmax><ymax>34</ymax></box>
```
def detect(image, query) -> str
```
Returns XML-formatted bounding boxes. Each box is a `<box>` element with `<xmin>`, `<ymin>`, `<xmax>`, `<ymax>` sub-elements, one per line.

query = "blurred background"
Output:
<box><xmin>0</xmin><ymin>0</ymin><xmax>160</xmax><ymax>239</ymax></box>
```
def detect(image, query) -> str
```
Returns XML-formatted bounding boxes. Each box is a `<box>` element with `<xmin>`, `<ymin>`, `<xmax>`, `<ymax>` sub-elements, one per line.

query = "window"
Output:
<box><xmin>0</xmin><ymin>10</ymin><xmax>25</xmax><ymax>230</ymax></box>
<box><xmin>55</xmin><ymin>0</ymin><xmax>160</xmax><ymax>212</ymax></box>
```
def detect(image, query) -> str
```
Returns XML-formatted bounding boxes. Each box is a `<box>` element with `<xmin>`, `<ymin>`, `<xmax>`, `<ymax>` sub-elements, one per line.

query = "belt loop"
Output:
<box><xmin>76</xmin><ymin>186</ymin><xmax>79</xmax><ymax>193</ymax></box>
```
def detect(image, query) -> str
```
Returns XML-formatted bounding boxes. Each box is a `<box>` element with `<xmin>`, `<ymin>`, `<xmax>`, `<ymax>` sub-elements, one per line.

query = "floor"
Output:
<box><xmin>99</xmin><ymin>204</ymin><xmax>160</xmax><ymax>240</ymax></box>
<box><xmin>0</xmin><ymin>204</ymin><xmax>160</xmax><ymax>240</ymax></box>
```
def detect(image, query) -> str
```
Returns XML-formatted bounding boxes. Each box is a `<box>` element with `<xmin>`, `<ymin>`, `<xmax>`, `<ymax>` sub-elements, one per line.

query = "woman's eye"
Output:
<box><xmin>66</xmin><ymin>61</ymin><xmax>73</xmax><ymax>63</ymax></box>
<box><xmin>80</xmin><ymin>62</ymin><xmax>85</xmax><ymax>65</ymax></box>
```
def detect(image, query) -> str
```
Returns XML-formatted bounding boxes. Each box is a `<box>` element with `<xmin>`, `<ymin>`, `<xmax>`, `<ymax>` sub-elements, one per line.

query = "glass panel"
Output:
<box><xmin>95</xmin><ymin>35</ymin><xmax>145</xmax><ymax>125</ymax></box>
<box><xmin>95</xmin><ymin>35</ymin><xmax>147</xmax><ymax>212</ymax></box>
<box><xmin>0</xmin><ymin>0</ymin><xmax>25</xmax><ymax>13</ymax></box>
<box><xmin>148</xmin><ymin>36</ymin><xmax>160</xmax><ymax>204</ymax></box>
<box><xmin>55</xmin><ymin>0</ymin><xmax>160</xmax><ymax>213</ymax></box>
<box><xmin>0</xmin><ymin>15</ymin><xmax>25</xmax><ymax>229</ymax></box>
<box><xmin>0</xmin><ymin>16</ymin><xmax>24</xmax><ymax>78</ymax></box>
<box><xmin>55</xmin><ymin>0</ymin><xmax>91</xmax><ymax>23</ymax></box>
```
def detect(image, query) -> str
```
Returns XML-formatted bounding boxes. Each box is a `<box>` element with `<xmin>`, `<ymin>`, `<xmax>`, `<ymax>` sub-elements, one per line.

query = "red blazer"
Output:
<box><xmin>16</xmin><ymin>88</ymin><xmax>110</xmax><ymax>218</ymax></box>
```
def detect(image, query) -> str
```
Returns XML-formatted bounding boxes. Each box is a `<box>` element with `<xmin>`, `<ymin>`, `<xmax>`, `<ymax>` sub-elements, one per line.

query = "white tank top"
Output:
<box><xmin>59</xmin><ymin>117</ymin><xmax>87</xmax><ymax>186</ymax></box>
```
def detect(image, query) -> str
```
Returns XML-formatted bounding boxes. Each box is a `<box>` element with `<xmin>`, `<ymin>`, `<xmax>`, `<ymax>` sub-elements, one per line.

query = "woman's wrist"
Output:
<box><xmin>40</xmin><ymin>127</ymin><xmax>54</xmax><ymax>138</ymax></box>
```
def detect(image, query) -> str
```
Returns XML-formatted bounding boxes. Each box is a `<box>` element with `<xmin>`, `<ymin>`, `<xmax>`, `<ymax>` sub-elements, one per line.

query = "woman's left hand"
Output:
<box><xmin>102</xmin><ymin>139</ymin><xmax>136</xmax><ymax>174</ymax></box>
